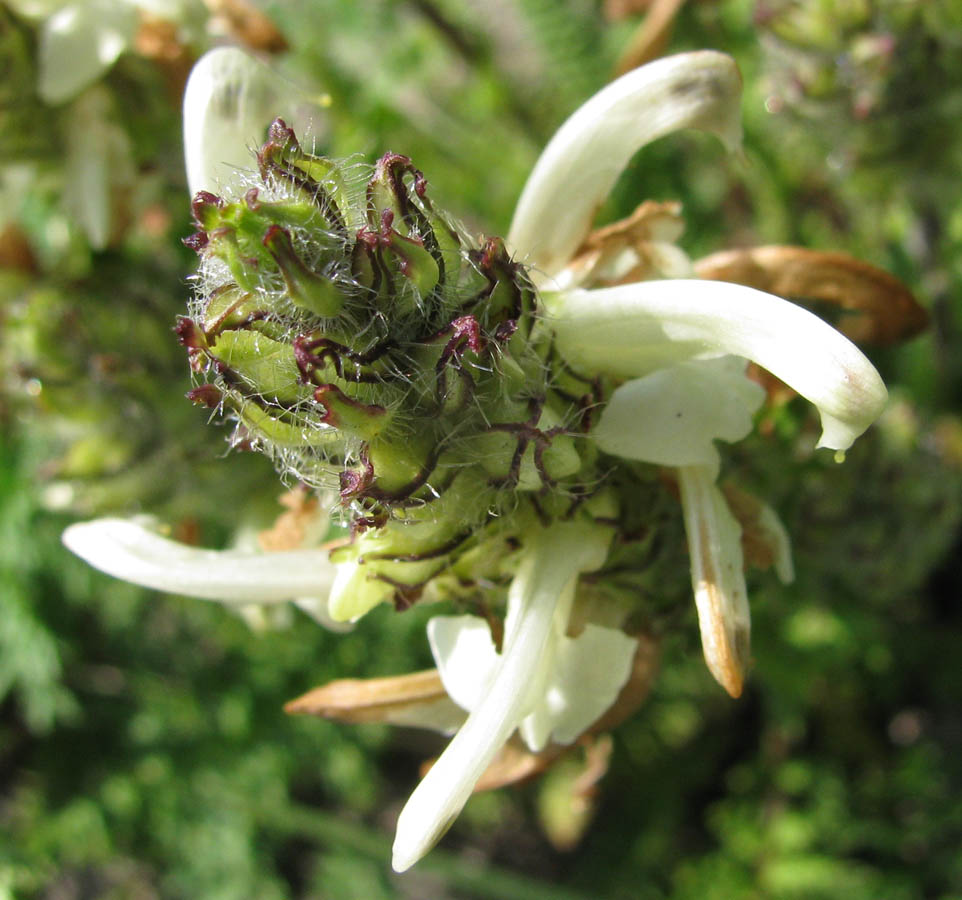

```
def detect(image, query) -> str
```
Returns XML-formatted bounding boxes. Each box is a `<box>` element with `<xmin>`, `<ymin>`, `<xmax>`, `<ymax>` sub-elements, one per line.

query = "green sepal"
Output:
<box><xmin>208</xmin><ymin>330</ymin><xmax>307</xmax><ymax>404</ymax></box>
<box><xmin>365</xmin><ymin>432</ymin><xmax>438</xmax><ymax>496</ymax></box>
<box><xmin>385</xmin><ymin>230</ymin><xmax>440</xmax><ymax>296</ymax></box>
<box><xmin>243</xmin><ymin>188</ymin><xmax>326</xmax><ymax>231</ymax></box>
<box><xmin>202</xmin><ymin>284</ymin><xmax>270</xmax><ymax>337</ymax></box>
<box><xmin>234</xmin><ymin>398</ymin><xmax>342</xmax><ymax>451</ymax></box>
<box><xmin>262</xmin><ymin>225</ymin><xmax>346</xmax><ymax>317</ymax></box>
<box><xmin>314</xmin><ymin>383</ymin><xmax>391</xmax><ymax>441</ymax></box>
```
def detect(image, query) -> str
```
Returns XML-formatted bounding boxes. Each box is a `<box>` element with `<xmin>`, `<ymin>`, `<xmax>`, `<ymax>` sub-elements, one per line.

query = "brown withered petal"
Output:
<box><xmin>0</xmin><ymin>224</ymin><xmax>37</xmax><ymax>274</ymax></box>
<box><xmin>284</xmin><ymin>669</ymin><xmax>464</xmax><ymax>732</ymax></box>
<box><xmin>721</xmin><ymin>481</ymin><xmax>794</xmax><ymax>583</ymax></box>
<box><xmin>205</xmin><ymin>0</ymin><xmax>289</xmax><ymax>53</ymax></box>
<box><xmin>134</xmin><ymin>18</ymin><xmax>194</xmax><ymax>101</ymax></box>
<box><xmin>604</xmin><ymin>0</ymin><xmax>656</xmax><ymax>22</ymax></box>
<box><xmin>566</xmin><ymin>200</ymin><xmax>685</xmax><ymax>285</ymax></box>
<box><xmin>467</xmin><ymin>740</ymin><xmax>564</xmax><ymax>793</ymax></box>
<box><xmin>695</xmin><ymin>246</ymin><xmax>927</xmax><ymax>345</ymax></box>
<box><xmin>576</xmin><ymin>199</ymin><xmax>683</xmax><ymax>252</ymax></box>
<box><xmin>258</xmin><ymin>487</ymin><xmax>321</xmax><ymax>552</ymax></box>
<box><xmin>134</xmin><ymin>18</ymin><xmax>187</xmax><ymax>63</ymax></box>
<box><xmin>613</xmin><ymin>0</ymin><xmax>687</xmax><ymax>76</ymax></box>
<box><xmin>570</xmin><ymin>733</ymin><xmax>614</xmax><ymax>801</ymax></box>
<box><xmin>721</xmin><ymin>481</ymin><xmax>775</xmax><ymax>571</ymax></box>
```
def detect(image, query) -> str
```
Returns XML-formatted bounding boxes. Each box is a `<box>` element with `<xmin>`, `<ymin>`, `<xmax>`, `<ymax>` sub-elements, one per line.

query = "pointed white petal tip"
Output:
<box><xmin>392</xmin><ymin>811</ymin><xmax>456</xmax><ymax>873</ymax></box>
<box><xmin>391</xmin><ymin>523</ymin><xmax>613</xmax><ymax>871</ymax></box>
<box><xmin>508</xmin><ymin>51</ymin><xmax>742</xmax><ymax>278</ymax></box>
<box><xmin>547</xmin><ymin>279</ymin><xmax>888</xmax><ymax>452</ymax></box>
<box><xmin>63</xmin><ymin>517</ymin><xmax>337</xmax><ymax>605</ymax></box>
<box><xmin>183</xmin><ymin>47</ymin><xmax>325</xmax><ymax>198</ymax></box>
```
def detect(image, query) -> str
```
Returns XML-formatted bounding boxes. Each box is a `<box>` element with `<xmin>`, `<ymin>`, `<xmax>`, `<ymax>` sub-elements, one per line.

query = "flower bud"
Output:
<box><xmin>183</xmin><ymin>120</ymin><xmax>604</xmax><ymax>614</ymax></box>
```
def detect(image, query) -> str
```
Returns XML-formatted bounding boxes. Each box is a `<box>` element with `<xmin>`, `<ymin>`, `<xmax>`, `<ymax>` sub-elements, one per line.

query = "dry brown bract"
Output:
<box><xmin>258</xmin><ymin>488</ymin><xmax>322</xmax><ymax>552</ymax></box>
<box><xmin>695</xmin><ymin>245</ymin><xmax>927</xmax><ymax>345</ymax></box>
<box><xmin>286</xmin><ymin>635</ymin><xmax>659</xmax><ymax>796</ymax></box>
<box><xmin>612</xmin><ymin>0</ymin><xmax>688</xmax><ymax>76</ymax></box>
<box><xmin>284</xmin><ymin>669</ymin><xmax>465</xmax><ymax>731</ymax></box>
<box><xmin>204</xmin><ymin>0</ymin><xmax>288</xmax><ymax>53</ymax></box>
<box><xmin>566</xmin><ymin>200</ymin><xmax>686</xmax><ymax>285</ymax></box>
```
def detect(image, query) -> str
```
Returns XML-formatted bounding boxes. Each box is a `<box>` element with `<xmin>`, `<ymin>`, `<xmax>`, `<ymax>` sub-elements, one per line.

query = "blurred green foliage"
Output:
<box><xmin>2</xmin><ymin>0</ymin><xmax>961</xmax><ymax>897</ymax></box>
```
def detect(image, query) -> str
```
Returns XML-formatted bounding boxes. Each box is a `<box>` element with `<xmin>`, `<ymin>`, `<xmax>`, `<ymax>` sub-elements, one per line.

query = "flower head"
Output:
<box><xmin>64</xmin><ymin>48</ymin><xmax>898</xmax><ymax>871</ymax></box>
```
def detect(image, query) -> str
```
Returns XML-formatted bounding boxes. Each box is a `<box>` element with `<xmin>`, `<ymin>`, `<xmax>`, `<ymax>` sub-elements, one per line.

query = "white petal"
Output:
<box><xmin>429</xmin><ymin>612</ymin><xmax>635</xmax><ymax>753</ymax></box>
<box><xmin>391</xmin><ymin>522</ymin><xmax>610</xmax><ymax>872</ymax></box>
<box><xmin>677</xmin><ymin>466</ymin><xmax>750</xmax><ymax>697</ymax></box>
<box><xmin>545</xmin><ymin>280</ymin><xmax>888</xmax><ymax>451</ymax></box>
<box><xmin>507</xmin><ymin>51</ymin><xmax>742</xmax><ymax>279</ymax></box>
<box><xmin>519</xmin><ymin>623</ymin><xmax>637</xmax><ymax>751</ymax></box>
<box><xmin>427</xmin><ymin>615</ymin><xmax>500</xmax><ymax>712</ymax></box>
<box><xmin>592</xmin><ymin>357</ymin><xmax>764</xmax><ymax>467</ymax></box>
<box><xmin>38</xmin><ymin>1</ymin><xmax>137</xmax><ymax>104</ymax></box>
<box><xmin>62</xmin><ymin>518</ymin><xmax>336</xmax><ymax>604</ymax></box>
<box><xmin>63</xmin><ymin>87</ymin><xmax>133</xmax><ymax>248</ymax></box>
<box><xmin>183</xmin><ymin>47</ymin><xmax>325</xmax><ymax>197</ymax></box>
<box><xmin>380</xmin><ymin>698</ymin><xmax>468</xmax><ymax>735</ymax></box>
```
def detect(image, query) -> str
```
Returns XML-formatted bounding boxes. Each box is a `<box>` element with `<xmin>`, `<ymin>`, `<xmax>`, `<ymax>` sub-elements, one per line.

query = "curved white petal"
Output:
<box><xmin>545</xmin><ymin>280</ymin><xmax>888</xmax><ymax>451</ymax></box>
<box><xmin>677</xmin><ymin>466</ymin><xmax>749</xmax><ymax>698</ymax></box>
<box><xmin>518</xmin><ymin>623</ymin><xmax>637</xmax><ymax>751</ymax></box>
<box><xmin>507</xmin><ymin>51</ymin><xmax>742</xmax><ymax>279</ymax></box>
<box><xmin>391</xmin><ymin>523</ymin><xmax>610</xmax><ymax>872</ymax></box>
<box><xmin>38</xmin><ymin>1</ymin><xmax>137</xmax><ymax>104</ymax></box>
<box><xmin>592</xmin><ymin>357</ymin><xmax>764</xmax><ymax>467</ymax></box>
<box><xmin>62</xmin><ymin>518</ymin><xmax>336</xmax><ymax>604</ymax></box>
<box><xmin>427</xmin><ymin>615</ymin><xmax>500</xmax><ymax>712</ymax></box>
<box><xmin>183</xmin><ymin>47</ymin><xmax>325</xmax><ymax>196</ymax></box>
